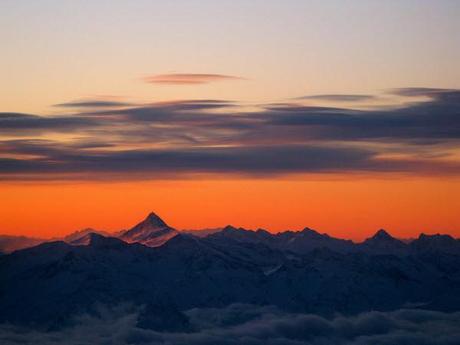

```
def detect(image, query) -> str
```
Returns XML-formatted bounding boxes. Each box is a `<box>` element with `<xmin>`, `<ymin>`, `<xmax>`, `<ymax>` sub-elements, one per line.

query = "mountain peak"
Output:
<box><xmin>222</xmin><ymin>225</ymin><xmax>239</xmax><ymax>232</ymax></box>
<box><xmin>144</xmin><ymin>212</ymin><xmax>168</xmax><ymax>228</ymax></box>
<box><xmin>371</xmin><ymin>229</ymin><xmax>393</xmax><ymax>241</ymax></box>
<box><xmin>69</xmin><ymin>232</ymin><xmax>124</xmax><ymax>247</ymax></box>
<box><xmin>87</xmin><ymin>233</ymin><xmax>128</xmax><ymax>249</ymax></box>
<box><xmin>361</xmin><ymin>228</ymin><xmax>407</xmax><ymax>253</ymax></box>
<box><xmin>119</xmin><ymin>212</ymin><xmax>177</xmax><ymax>247</ymax></box>
<box><xmin>413</xmin><ymin>233</ymin><xmax>458</xmax><ymax>252</ymax></box>
<box><xmin>63</xmin><ymin>228</ymin><xmax>109</xmax><ymax>243</ymax></box>
<box><xmin>300</xmin><ymin>227</ymin><xmax>324</xmax><ymax>237</ymax></box>
<box><xmin>418</xmin><ymin>233</ymin><xmax>454</xmax><ymax>241</ymax></box>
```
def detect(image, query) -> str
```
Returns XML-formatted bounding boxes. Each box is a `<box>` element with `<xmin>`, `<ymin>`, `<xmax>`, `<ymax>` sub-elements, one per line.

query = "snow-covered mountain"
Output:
<box><xmin>181</xmin><ymin>227</ymin><xmax>222</xmax><ymax>237</ymax></box>
<box><xmin>63</xmin><ymin>228</ymin><xmax>110</xmax><ymax>244</ymax></box>
<box><xmin>0</xmin><ymin>235</ymin><xmax>46</xmax><ymax>254</ymax></box>
<box><xmin>360</xmin><ymin>229</ymin><xmax>408</xmax><ymax>255</ymax></box>
<box><xmin>208</xmin><ymin>225</ymin><xmax>356</xmax><ymax>254</ymax></box>
<box><xmin>206</xmin><ymin>226</ymin><xmax>460</xmax><ymax>257</ymax></box>
<box><xmin>119</xmin><ymin>212</ymin><xmax>178</xmax><ymax>247</ymax></box>
<box><xmin>4</xmin><ymin>212</ymin><xmax>457</xmax><ymax>256</ymax></box>
<box><xmin>1</xmin><ymin>222</ymin><xmax>460</xmax><ymax>330</ymax></box>
<box><xmin>1</xmin><ymin>211</ymin><xmax>460</xmax><ymax>331</ymax></box>
<box><xmin>277</xmin><ymin>227</ymin><xmax>356</xmax><ymax>253</ymax></box>
<box><xmin>0</xmin><ymin>212</ymin><xmax>176</xmax><ymax>253</ymax></box>
<box><xmin>0</xmin><ymin>229</ymin><xmax>110</xmax><ymax>253</ymax></box>
<box><xmin>410</xmin><ymin>233</ymin><xmax>460</xmax><ymax>255</ymax></box>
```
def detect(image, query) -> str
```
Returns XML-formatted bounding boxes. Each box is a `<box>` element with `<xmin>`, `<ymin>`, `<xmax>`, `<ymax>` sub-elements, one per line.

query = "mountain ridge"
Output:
<box><xmin>1</xmin><ymin>212</ymin><xmax>459</xmax><ymax>254</ymax></box>
<box><xmin>119</xmin><ymin>212</ymin><xmax>179</xmax><ymax>247</ymax></box>
<box><xmin>2</xmin><ymin>222</ymin><xmax>460</xmax><ymax>330</ymax></box>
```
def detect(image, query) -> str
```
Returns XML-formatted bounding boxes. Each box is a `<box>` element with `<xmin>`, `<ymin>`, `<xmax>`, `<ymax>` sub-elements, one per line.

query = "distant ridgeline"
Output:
<box><xmin>1</xmin><ymin>212</ymin><xmax>460</xmax><ymax>331</ymax></box>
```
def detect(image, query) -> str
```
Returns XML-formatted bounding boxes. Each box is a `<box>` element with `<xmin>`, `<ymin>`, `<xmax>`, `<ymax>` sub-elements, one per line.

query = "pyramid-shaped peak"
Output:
<box><xmin>372</xmin><ymin>229</ymin><xmax>394</xmax><ymax>240</ymax></box>
<box><xmin>119</xmin><ymin>212</ymin><xmax>177</xmax><ymax>246</ymax></box>
<box><xmin>144</xmin><ymin>212</ymin><xmax>168</xmax><ymax>228</ymax></box>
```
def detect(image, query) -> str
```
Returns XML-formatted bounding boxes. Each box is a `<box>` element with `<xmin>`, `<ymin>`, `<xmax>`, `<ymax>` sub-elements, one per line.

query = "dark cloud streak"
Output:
<box><xmin>0</xmin><ymin>112</ymin><xmax>99</xmax><ymax>135</ymax></box>
<box><xmin>1</xmin><ymin>88</ymin><xmax>460</xmax><ymax>179</ymax></box>
<box><xmin>297</xmin><ymin>94</ymin><xmax>376</xmax><ymax>102</ymax></box>
<box><xmin>53</xmin><ymin>99</ymin><xmax>133</xmax><ymax>108</ymax></box>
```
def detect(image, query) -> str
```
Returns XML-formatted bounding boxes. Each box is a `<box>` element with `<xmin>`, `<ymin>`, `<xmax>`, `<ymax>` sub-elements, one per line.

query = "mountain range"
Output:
<box><xmin>0</xmin><ymin>212</ymin><xmax>177</xmax><ymax>254</ymax></box>
<box><xmin>1</xmin><ymin>212</ymin><xmax>460</xmax><ymax>331</ymax></box>
<box><xmin>2</xmin><ymin>212</ymin><xmax>458</xmax><ymax>255</ymax></box>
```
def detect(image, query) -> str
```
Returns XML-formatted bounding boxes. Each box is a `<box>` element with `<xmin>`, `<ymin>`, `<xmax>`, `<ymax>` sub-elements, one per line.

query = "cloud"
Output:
<box><xmin>114</xmin><ymin>99</ymin><xmax>236</xmax><ymax>115</ymax></box>
<box><xmin>0</xmin><ymin>144</ymin><xmax>378</xmax><ymax>175</ymax></box>
<box><xmin>1</xmin><ymin>304</ymin><xmax>460</xmax><ymax>345</ymax></box>
<box><xmin>53</xmin><ymin>99</ymin><xmax>133</xmax><ymax>109</ymax></box>
<box><xmin>388</xmin><ymin>87</ymin><xmax>459</xmax><ymax>98</ymax></box>
<box><xmin>263</xmin><ymin>90</ymin><xmax>460</xmax><ymax>142</ymax></box>
<box><xmin>297</xmin><ymin>94</ymin><xmax>376</xmax><ymax>102</ymax></box>
<box><xmin>0</xmin><ymin>113</ymin><xmax>98</xmax><ymax>135</ymax></box>
<box><xmin>144</xmin><ymin>73</ymin><xmax>243</xmax><ymax>85</ymax></box>
<box><xmin>2</xmin><ymin>139</ymin><xmax>460</xmax><ymax>180</ymax></box>
<box><xmin>1</xmin><ymin>88</ymin><xmax>460</xmax><ymax>180</ymax></box>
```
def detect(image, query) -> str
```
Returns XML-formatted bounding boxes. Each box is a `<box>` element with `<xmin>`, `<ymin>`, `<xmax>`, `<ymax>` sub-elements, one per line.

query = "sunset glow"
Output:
<box><xmin>1</xmin><ymin>176</ymin><xmax>459</xmax><ymax>240</ymax></box>
<box><xmin>1</xmin><ymin>0</ymin><xmax>459</xmax><ymax>241</ymax></box>
<box><xmin>3</xmin><ymin>3</ymin><xmax>460</xmax><ymax>344</ymax></box>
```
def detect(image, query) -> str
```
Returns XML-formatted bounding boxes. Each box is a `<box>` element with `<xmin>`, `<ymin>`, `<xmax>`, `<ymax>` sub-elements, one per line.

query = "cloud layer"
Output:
<box><xmin>1</xmin><ymin>304</ymin><xmax>459</xmax><ymax>345</ymax></box>
<box><xmin>296</xmin><ymin>94</ymin><xmax>376</xmax><ymax>102</ymax></box>
<box><xmin>53</xmin><ymin>99</ymin><xmax>133</xmax><ymax>109</ymax></box>
<box><xmin>1</xmin><ymin>88</ymin><xmax>460</xmax><ymax>180</ymax></box>
<box><xmin>145</xmin><ymin>73</ymin><xmax>242</xmax><ymax>85</ymax></box>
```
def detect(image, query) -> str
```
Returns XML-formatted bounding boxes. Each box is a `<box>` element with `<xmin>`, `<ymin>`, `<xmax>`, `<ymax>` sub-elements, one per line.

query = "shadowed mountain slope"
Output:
<box><xmin>119</xmin><ymin>212</ymin><xmax>178</xmax><ymax>247</ymax></box>
<box><xmin>1</xmin><ymin>226</ymin><xmax>460</xmax><ymax>330</ymax></box>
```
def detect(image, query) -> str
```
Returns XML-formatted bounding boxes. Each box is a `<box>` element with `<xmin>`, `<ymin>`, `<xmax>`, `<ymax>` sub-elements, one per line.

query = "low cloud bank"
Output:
<box><xmin>1</xmin><ymin>304</ymin><xmax>460</xmax><ymax>345</ymax></box>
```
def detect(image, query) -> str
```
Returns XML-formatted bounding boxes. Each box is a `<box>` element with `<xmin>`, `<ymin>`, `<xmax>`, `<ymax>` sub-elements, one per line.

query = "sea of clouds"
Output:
<box><xmin>1</xmin><ymin>304</ymin><xmax>460</xmax><ymax>345</ymax></box>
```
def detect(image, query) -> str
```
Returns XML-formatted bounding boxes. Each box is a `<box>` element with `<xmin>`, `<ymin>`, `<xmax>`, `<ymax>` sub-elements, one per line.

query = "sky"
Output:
<box><xmin>1</xmin><ymin>0</ymin><xmax>460</xmax><ymax>240</ymax></box>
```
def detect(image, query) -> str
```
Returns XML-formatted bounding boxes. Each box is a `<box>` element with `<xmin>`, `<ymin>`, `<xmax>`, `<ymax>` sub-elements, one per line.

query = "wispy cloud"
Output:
<box><xmin>388</xmin><ymin>87</ymin><xmax>460</xmax><ymax>98</ymax></box>
<box><xmin>297</xmin><ymin>94</ymin><xmax>376</xmax><ymax>102</ymax></box>
<box><xmin>0</xmin><ymin>112</ymin><xmax>98</xmax><ymax>135</ymax></box>
<box><xmin>144</xmin><ymin>73</ymin><xmax>243</xmax><ymax>85</ymax></box>
<box><xmin>1</xmin><ymin>88</ymin><xmax>460</xmax><ymax>180</ymax></box>
<box><xmin>54</xmin><ymin>99</ymin><xmax>133</xmax><ymax>109</ymax></box>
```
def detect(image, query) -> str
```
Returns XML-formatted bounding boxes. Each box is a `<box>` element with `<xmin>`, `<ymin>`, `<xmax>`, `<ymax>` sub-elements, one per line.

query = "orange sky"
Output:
<box><xmin>1</xmin><ymin>2</ymin><xmax>460</xmax><ymax>242</ymax></box>
<box><xmin>1</xmin><ymin>175</ymin><xmax>459</xmax><ymax>241</ymax></box>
